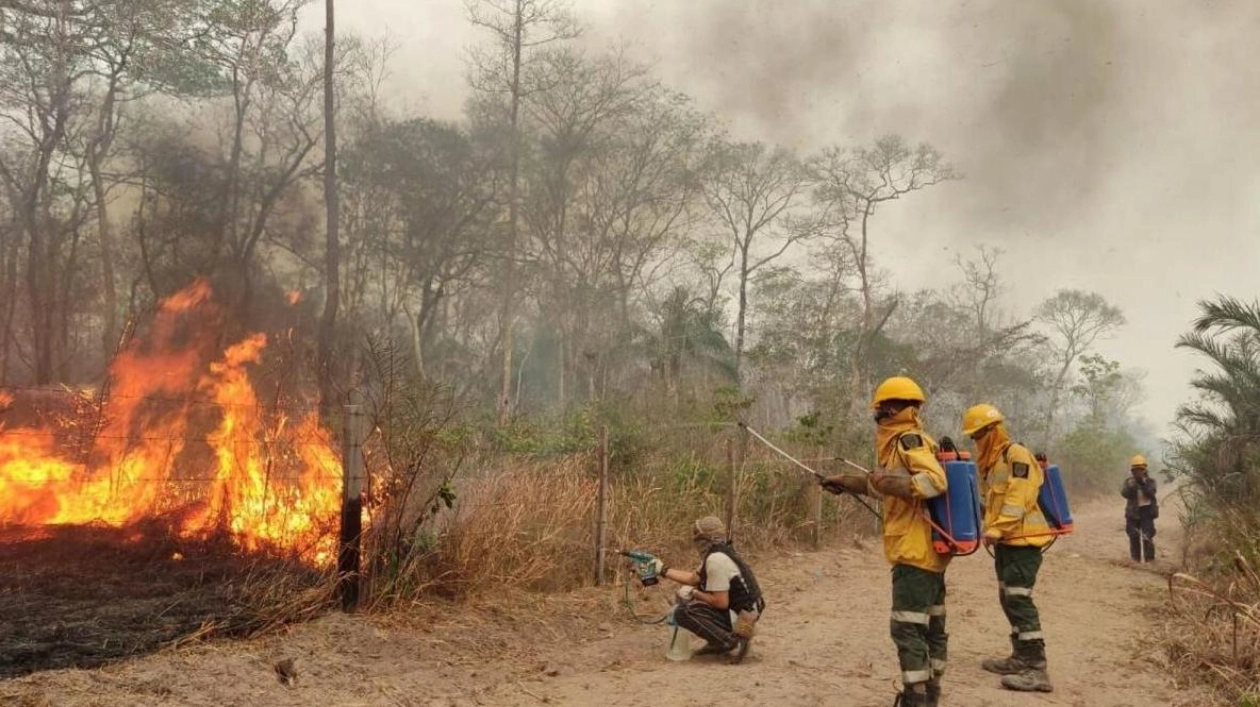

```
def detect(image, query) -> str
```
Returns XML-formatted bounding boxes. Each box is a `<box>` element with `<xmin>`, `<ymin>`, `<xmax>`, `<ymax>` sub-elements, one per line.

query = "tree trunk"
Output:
<box><xmin>496</xmin><ymin>2</ymin><xmax>525</xmax><ymax>424</ymax></box>
<box><xmin>1043</xmin><ymin>360</ymin><xmax>1072</xmax><ymax>444</ymax></box>
<box><xmin>0</xmin><ymin>219</ymin><xmax>16</xmax><ymax>384</ymax></box>
<box><xmin>407</xmin><ymin>306</ymin><xmax>424</xmax><ymax>377</ymax></box>
<box><xmin>318</xmin><ymin>0</ymin><xmax>341</xmax><ymax>422</ymax></box>
<box><xmin>734</xmin><ymin>243</ymin><xmax>750</xmax><ymax>386</ymax></box>
<box><xmin>90</xmin><ymin>162</ymin><xmax>118</xmax><ymax>357</ymax></box>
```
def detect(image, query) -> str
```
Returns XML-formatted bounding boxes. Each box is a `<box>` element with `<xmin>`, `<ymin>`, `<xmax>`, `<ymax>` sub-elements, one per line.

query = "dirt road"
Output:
<box><xmin>2</xmin><ymin>497</ymin><xmax>1209</xmax><ymax>707</ymax></box>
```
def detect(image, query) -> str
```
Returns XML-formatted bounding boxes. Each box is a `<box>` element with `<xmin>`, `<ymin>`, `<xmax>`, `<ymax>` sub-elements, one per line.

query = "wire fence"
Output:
<box><xmin>0</xmin><ymin>384</ymin><xmax>881</xmax><ymax>604</ymax></box>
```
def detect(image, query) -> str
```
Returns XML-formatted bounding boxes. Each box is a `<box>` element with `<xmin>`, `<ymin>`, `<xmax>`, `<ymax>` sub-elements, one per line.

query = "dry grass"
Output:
<box><xmin>364</xmin><ymin>441</ymin><xmax>879</xmax><ymax>605</ymax></box>
<box><xmin>426</xmin><ymin>455</ymin><xmax>600</xmax><ymax>596</ymax></box>
<box><xmin>1164</xmin><ymin>552</ymin><xmax>1260</xmax><ymax>705</ymax></box>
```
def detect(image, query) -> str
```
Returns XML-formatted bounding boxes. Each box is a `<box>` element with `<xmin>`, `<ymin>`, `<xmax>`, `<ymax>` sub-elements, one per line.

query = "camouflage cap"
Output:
<box><xmin>692</xmin><ymin>515</ymin><xmax>727</xmax><ymax>543</ymax></box>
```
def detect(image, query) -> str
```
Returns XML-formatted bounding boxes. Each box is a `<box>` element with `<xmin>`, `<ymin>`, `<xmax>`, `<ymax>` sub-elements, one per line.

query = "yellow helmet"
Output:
<box><xmin>1130</xmin><ymin>454</ymin><xmax>1148</xmax><ymax>469</ymax></box>
<box><xmin>961</xmin><ymin>403</ymin><xmax>1004</xmax><ymax>437</ymax></box>
<box><xmin>870</xmin><ymin>376</ymin><xmax>926</xmax><ymax>409</ymax></box>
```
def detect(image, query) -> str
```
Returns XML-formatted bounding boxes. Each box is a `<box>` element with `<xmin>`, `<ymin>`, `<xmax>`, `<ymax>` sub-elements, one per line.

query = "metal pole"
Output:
<box><xmin>338</xmin><ymin>395</ymin><xmax>364</xmax><ymax>612</ymax></box>
<box><xmin>595</xmin><ymin>424</ymin><xmax>609</xmax><ymax>586</ymax></box>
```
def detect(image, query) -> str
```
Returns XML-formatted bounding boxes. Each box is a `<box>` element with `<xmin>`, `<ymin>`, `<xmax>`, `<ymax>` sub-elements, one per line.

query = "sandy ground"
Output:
<box><xmin>1</xmin><ymin>496</ymin><xmax>1211</xmax><ymax>707</ymax></box>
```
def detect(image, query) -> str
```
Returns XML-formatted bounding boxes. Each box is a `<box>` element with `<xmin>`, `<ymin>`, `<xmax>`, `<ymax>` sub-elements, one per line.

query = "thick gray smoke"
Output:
<box><xmin>344</xmin><ymin>0</ymin><xmax>1260</xmax><ymax>436</ymax></box>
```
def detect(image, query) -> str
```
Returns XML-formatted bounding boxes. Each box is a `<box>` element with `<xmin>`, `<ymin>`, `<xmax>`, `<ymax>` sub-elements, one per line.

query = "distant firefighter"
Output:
<box><xmin>1121</xmin><ymin>455</ymin><xmax>1158</xmax><ymax>563</ymax></box>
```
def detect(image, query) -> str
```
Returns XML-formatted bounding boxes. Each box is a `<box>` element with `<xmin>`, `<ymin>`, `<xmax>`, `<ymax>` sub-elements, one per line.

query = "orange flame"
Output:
<box><xmin>0</xmin><ymin>281</ymin><xmax>342</xmax><ymax>563</ymax></box>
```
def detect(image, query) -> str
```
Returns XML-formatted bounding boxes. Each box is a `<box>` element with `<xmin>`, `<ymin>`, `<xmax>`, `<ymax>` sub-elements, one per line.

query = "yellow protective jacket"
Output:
<box><xmin>979</xmin><ymin>440</ymin><xmax>1053</xmax><ymax>548</ymax></box>
<box><xmin>875</xmin><ymin>409</ymin><xmax>951</xmax><ymax>574</ymax></box>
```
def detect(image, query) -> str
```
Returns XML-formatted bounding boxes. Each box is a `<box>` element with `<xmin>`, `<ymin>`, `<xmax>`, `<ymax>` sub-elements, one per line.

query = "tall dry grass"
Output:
<box><xmin>1159</xmin><ymin>486</ymin><xmax>1260</xmax><ymax>704</ymax></box>
<box><xmin>367</xmin><ymin>437</ymin><xmax>879</xmax><ymax>604</ymax></box>
<box><xmin>1165</xmin><ymin>554</ymin><xmax>1260</xmax><ymax>704</ymax></box>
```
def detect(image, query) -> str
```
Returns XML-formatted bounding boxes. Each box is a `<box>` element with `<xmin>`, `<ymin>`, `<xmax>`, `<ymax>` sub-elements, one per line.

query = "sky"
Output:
<box><xmin>309</xmin><ymin>0</ymin><xmax>1260</xmax><ymax>441</ymax></box>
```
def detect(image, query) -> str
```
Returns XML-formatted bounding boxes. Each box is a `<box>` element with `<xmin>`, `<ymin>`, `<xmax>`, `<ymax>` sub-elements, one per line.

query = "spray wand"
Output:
<box><xmin>737</xmin><ymin>422</ymin><xmax>881</xmax><ymax>521</ymax></box>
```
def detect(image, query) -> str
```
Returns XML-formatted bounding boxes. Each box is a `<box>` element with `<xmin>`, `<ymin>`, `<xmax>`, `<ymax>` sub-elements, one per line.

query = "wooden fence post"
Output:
<box><xmin>811</xmin><ymin>479</ymin><xmax>823</xmax><ymax>550</ymax></box>
<box><xmin>595</xmin><ymin>424</ymin><xmax>610</xmax><ymax>586</ymax></box>
<box><xmin>338</xmin><ymin>394</ymin><xmax>365</xmax><ymax>612</ymax></box>
<box><xmin>725</xmin><ymin>435</ymin><xmax>737</xmax><ymax>542</ymax></box>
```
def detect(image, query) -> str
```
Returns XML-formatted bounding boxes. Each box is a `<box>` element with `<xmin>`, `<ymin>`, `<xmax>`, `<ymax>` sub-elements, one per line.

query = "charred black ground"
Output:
<box><xmin>0</xmin><ymin>521</ymin><xmax>327</xmax><ymax>679</ymax></box>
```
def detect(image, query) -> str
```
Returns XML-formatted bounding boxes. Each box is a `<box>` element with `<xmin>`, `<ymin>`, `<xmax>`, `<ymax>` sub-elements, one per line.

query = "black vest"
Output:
<box><xmin>699</xmin><ymin>542</ymin><xmax>765</xmax><ymax>613</ymax></box>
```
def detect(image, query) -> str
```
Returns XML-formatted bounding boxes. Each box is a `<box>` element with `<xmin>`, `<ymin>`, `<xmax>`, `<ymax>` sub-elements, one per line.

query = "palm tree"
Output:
<box><xmin>1174</xmin><ymin>296</ymin><xmax>1260</xmax><ymax>506</ymax></box>
<box><xmin>646</xmin><ymin>286</ymin><xmax>737</xmax><ymax>402</ymax></box>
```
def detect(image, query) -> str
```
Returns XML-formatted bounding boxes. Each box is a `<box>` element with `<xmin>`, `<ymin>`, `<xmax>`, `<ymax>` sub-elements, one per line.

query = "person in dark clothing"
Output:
<box><xmin>653</xmin><ymin>516</ymin><xmax>765</xmax><ymax>663</ymax></box>
<box><xmin>1121</xmin><ymin>455</ymin><xmax>1158</xmax><ymax>562</ymax></box>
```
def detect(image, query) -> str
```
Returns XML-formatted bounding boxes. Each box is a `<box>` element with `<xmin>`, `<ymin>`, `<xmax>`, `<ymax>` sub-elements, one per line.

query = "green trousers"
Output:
<box><xmin>994</xmin><ymin>544</ymin><xmax>1044</xmax><ymax>649</ymax></box>
<box><xmin>890</xmin><ymin>564</ymin><xmax>948</xmax><ymax>687</ymax></box>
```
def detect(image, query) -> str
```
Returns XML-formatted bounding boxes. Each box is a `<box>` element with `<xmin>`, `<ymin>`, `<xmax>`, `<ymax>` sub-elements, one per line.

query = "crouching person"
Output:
<box><xmin>655</xmin><ymin>516</ymin><xmax>765</xmax><ymax>663</ymax></box>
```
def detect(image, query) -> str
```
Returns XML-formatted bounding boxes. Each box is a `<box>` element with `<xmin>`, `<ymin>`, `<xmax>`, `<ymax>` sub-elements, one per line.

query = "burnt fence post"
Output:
<box><xmin>338</xmin><ymin>394</ymin><xmax>365</xmax><ymax>612</ymax></box>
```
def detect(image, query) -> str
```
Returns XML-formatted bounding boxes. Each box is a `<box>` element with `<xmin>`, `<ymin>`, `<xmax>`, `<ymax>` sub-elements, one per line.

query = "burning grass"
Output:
<box><xmin>0</xmin><ymin>282</ymin><xmax>345</xmax><ymax>677</ymax></box>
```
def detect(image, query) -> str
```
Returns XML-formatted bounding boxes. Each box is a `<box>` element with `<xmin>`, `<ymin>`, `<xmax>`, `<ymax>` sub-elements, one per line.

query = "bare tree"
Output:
<box><xmin>951</xmin><ymin>244</ymin><xmax>1006</xmax><ymax>338</ymax></box>
<box><xmin>702</xmin><ymin>141</ymin><xmax>811</xmax><ymax>385</ymax></box>
<box><xmin>465</xmin><ymin>0</ymin><xmax>578</xmax><ymax>422</ymax></box>
<box><xmin>1035</xmin><ymin>288</ymin><xmax>1126</xmax><ymax>441</ymax></box>
<box><xmin>812</xmin><ymin>135</ymin><xmax>958</xmax><ymax>401</ymax></box>
<box><xmin>519</xmin><ymin>48</ymin><xmax>654</xmax><ymax>406</ymax></box>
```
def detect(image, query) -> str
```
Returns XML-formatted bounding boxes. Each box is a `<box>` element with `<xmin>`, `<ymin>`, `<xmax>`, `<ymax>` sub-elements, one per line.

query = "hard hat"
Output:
<box><xmin>961</xmin><ymin>403</ymin><xmax>1004</xmax><ymax>437</ymax></box>
<box><xmin>1130</xmin><ymin>454</ymin><xmax>1148</xmax><ymax>469</ymax></box>
<box><xmin>870</xmin><ymin>376</ymin><xmax>926</xmax><ymax>409</ymax></box>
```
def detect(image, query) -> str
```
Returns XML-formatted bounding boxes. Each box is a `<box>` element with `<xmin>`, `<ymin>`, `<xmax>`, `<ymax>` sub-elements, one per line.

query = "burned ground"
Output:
<box><xmin>0</xmin><ymin>522</ymin><xmax>325</xmax><ymax>679</ymax></box>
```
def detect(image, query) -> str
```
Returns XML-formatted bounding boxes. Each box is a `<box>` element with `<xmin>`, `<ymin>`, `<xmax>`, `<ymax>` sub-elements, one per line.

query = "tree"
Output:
<box><xmin>1035</xmin><ymin>289</ymin><xmax>1125</xmax><ymax>442</ymax></box>
<box><xmin>318</xmin><ymin>0</ymin><xmax>339</xmax><ymax>420</ymax></box>
<box><xmin>951</xmin><ymin>244</ymin><xmax>1006</xmax><ymax>338</ymax></box>
<box><xmin>1172</xmin><ymin>296</ymin><xmax>1260</xmax><ymax>507</ymax></box>
<box><xmin>702</xmin><ymin>140</ymin><xmax>811</xmax><ymax>385</ymax></box>
<box><xmin>812</xmin><ymin>135</ymin><xmax>958</xmax><ymax>406</ymax></box>
<box><xmin>465</xmin><ymin>0</ymin><xmax>578</xmax><ymax>423</ymax></box>
<box><xmin>341</xmin><ymin>118</ymin><xmax>498</xmax><ymax>378</ymax></box>
<box><xmin>646</xmin><ymin>285</ymin><xmax>735</xmax><ymax>405</ymax></box>
<box><xmin>0</xmin><ymin>0</ymin><xmax>108</xmax><ymax>381</ymax></box>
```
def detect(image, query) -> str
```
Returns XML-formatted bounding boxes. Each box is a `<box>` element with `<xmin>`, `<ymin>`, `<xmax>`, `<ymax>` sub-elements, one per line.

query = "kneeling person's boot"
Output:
<box><xmin>693</xmin><ymin>639</ymin><xmax>737</xmax><ymax>656</ymax></box>
<box><xmin>981</xmin><ymin>635</ymin><xmax>1023</xmax><ymax>675</ymax></box>
<box><xmin>1000</xmin><ymin>643</ymin><xmax>1053</xmax><ymax>693</ymax></box>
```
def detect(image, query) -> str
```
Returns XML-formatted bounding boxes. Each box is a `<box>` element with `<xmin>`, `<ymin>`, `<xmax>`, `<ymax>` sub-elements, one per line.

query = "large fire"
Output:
<box><xmin>0</xmin><ymin>281</ymin><xmax>342</xmax><ymax>563</ymax></box>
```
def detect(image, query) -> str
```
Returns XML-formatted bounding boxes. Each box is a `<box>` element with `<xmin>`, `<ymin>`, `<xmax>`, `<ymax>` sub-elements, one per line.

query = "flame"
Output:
<box><xmin>0</xmin><ymin>281</ymin><xmax>343</xmax><ymax>563</ymax></box>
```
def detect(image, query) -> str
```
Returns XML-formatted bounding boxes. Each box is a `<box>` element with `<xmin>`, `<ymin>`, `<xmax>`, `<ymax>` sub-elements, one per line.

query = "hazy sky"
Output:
<box><xmin>312</xmin><ymin>0</ymin><xmax>1260</xmax><ymax>442</ymax></box>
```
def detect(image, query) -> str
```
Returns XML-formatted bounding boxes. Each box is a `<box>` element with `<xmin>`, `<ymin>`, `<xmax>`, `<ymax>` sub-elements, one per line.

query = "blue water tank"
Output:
<box><xmin>927</xmin><ymin>458</ymin><xmax>983</xmax><ymax>555</ymax></box>
<box><xmin>1038</xmin><ymin>464</ymin><xmax>1074</xmax><ymax>533</ymax></box>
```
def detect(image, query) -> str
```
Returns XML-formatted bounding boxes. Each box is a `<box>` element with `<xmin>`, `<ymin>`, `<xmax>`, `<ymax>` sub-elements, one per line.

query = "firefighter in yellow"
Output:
<box><xmin>961</xmin><ymin>403</ymin><xmax>1054</xmax><ymax>693</ymax></box>
<box><xmin>822</xmin><ymin>377</ymin><xmax>949</xmax><ymax>707</ymax></box>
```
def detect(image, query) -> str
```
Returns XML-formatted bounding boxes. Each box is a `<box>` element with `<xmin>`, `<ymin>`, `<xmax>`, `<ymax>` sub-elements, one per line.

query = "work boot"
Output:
<box><xmin>980</xmin><ymin>635</ymin><xmax>1023</xmax><ymax>675</ymax></box>
<box><xmin>925</xmin><ymin>681</ymin><xmax>941</xmax><ymax>707</ymax></box>
<box><xmin>892</xmin><ymin>685</ymin><xmax>927</xmax><ymax>706</ymax></box>
<box><xmin>1002</xmin><ymin>668</ymin><xmax>1053</xmax><ymax>692</ymax></box>
<box><xmin>1000</xmin><ymin>644</ymin><xmax>1053</xmax><ymax>693</ymax></box>
<box><xmin>728</xmin><ymin>636</ymin><xmax>752</xmax><ymax>665</ymax></box>
<box><xmin>693</xmin><ymin>640</ymin><xmax>736</xmax><ymax>656</ymax></box>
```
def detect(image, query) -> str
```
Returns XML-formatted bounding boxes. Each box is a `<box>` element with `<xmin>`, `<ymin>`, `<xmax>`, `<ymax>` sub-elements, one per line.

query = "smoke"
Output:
<box><xmin>346</xmin><ymin>0</ymin><xmax>1260</xmax><ymax>431</ymax></box>
<box><xmin>578</xmin><ymin>0</ymin><xmax>1260</xmax><ymax>432</ymax></box>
